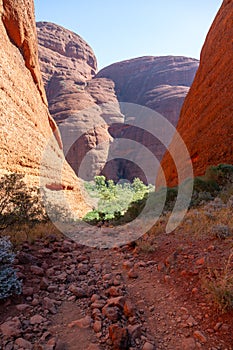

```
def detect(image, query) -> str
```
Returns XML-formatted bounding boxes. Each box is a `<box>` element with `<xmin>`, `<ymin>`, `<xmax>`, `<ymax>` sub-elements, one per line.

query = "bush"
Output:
<box><xmin>83</xmin><ymin>164</ymin><xmax>233</xmax><ymax>225</ymax></box>
<box><xmin>84</xmin><ymin>176</ymin><xmax>153</xmax><ymax>224</ymax></box>
<box><xmin>83</xmin><ymin>210</ymin><xmax>102</xmax><ymax>224</ymax></box>
<box><xmin>0</xmin><ymin>236</ymin><xmax>22</xmax><ymax>299</ymax></box>
<box><xmin>205</xmin><ymin>164</ymin><xmax>233</xmax><ymax>186</ymax></box>
<box><xmin>189</xmin><ymin>177</ymin><xmax>219</xmax><ymax>207</ymax></box>
<box><xmin>0</xmin><ymin>173</ymin><xmax>45</xmax><ymax>229</ymax></box>
<box><xmin>193</xmin><ymin>176</ymin><xmax>219</xmax><ymax>193</ymax></box>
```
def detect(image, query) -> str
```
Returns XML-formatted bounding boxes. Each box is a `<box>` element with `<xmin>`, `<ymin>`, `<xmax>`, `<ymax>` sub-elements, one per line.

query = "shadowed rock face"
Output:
<box><xmin>97</xmin><ymin>56</ymin><xmax>198</xmax><ymax>183</ymax></box>
<box><xmin>96</xmin><ymin>56</ymin><xmax>199</xmax><ymax>125</ymax></box>
<box><xmin>0</xmin><ymin>1</ymin><xmax>88</xmax><ymax>217</ymax></box>
<box><xmin>37</xmin><ymin>22</ymin><xmax>199</xmax><ymax>184</ymax></box>
<box><xmin>158</xmin><ymin>0</ymin><xmax>233</xmax><ymax>187</ymax></box>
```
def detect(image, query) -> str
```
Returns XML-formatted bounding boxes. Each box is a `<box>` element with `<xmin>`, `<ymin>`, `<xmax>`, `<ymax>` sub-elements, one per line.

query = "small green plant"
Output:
<box><xmin>83</xmin><ymin>210</ymin><xmax>101</xmax><ymax>223</ymax></box>
<box><xmin>204</xmin><ymin>249</ymin><xmax>233</xmax><ymax>312</ymax></box>
<box><xmin>0</xmin><ymin>236</ymin><xmax>22</xmax><ymax>299</ymax></box>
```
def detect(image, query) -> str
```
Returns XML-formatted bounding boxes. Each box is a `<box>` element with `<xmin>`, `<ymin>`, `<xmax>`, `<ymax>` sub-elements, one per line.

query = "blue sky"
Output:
<box><xmin>34</xmin><ymin>0</ymin><xmax>222</xmax><ymax>70</ymax></box>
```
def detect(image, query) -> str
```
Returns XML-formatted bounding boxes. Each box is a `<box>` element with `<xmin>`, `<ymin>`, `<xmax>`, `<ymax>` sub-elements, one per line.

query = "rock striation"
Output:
<box><xmin>158</xmin><ymin>0</ymin><xmax>233</xmax><ymax>187</ymax></box>
<box><xmin>0</xmin><ymin>0</ymin><xmax>88</xmax><ymax>216</ymax></box>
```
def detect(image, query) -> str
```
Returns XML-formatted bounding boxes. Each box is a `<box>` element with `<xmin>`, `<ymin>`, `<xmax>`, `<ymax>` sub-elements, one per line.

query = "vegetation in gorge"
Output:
<box><xmin>83</xmin><ymin>164</ymin><xmax>233</xmax><ymax>225</ymax></box>
<box><xmin>83</xmin><ymin>176</ymin><xmax>154</xmax><ymax>224</ymax></box>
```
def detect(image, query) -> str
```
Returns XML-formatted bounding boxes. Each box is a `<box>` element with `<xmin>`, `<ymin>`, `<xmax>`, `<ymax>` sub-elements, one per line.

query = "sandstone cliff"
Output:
<box><xmin>158</xmin><ymin>0</ymin><xmax>233</xmax><ymax>187</ymax></box>
<box><xmin>0</xmin><ymin>0</ymin><xmax>88</xmax><ymax>216</ymax></box>
<box><xmin>37</xmin><ymin>22</ymin><xmax>123</xmax><ymax>181</ymax></box>
<box><xmin>37</xmin><ymin>24</ymin><xmax>198</xmax><ymax>184</ymax></box>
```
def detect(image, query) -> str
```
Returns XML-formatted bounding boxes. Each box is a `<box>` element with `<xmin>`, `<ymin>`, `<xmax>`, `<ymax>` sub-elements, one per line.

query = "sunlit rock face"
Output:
<box><xmin>0</xmin><ymin>1</ymin><xmax>88</xmax><ymax>217</ymax></box>
<box><xmin>37</xmin><ymin>22</ymin><xmax>123</xmax><ymax>181</ymax></box>
<box><xmin>158</xmin><ymin>0</ymin><xmax>233</xmax><ymax>187</ymax></box>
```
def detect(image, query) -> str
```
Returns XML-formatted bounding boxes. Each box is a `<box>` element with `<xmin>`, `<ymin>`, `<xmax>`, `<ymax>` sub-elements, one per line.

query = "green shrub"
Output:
<box><xmin>83</xmin><ymin>164</ymin><xmax>233</xmax><ymax>225</ymax></box>
<box><xmin>116</xmin><ymin>196</ymin><xmax>147</xmax><ymax>224</ymax></box>
<box><xmin>205</xmin><ymin>164</ymin><xmax>233</xmax><ymax>186</ymax></box>
<box><xmin>193</xmin><ymin>176</ymin><xmax>219</xmax><ymax>193</ymax></box>
<box><xmin>189</xmin><ymin>164</ymin><xmax>233</xmax><ymax>206</ymax></box>
<box><xmin>83</xmin><ymin>176</ymin><xmax>153</xmax><ymax>224</ymax></box>
<box><xmin>83</xmin><ymin>210</ymin><xmax>102</xmax><ymax>224</ymax></box>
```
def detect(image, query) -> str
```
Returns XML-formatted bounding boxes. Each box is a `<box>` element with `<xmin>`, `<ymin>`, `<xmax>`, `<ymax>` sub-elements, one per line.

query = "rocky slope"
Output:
<box><xmin>97</xmin><ymin>56</ymin><xmax>199</xmax><ymax>182</ymax></box>
<box><xmin>0</xmin><ymin>0</ymin><xmax>88</xmax><ymax>216</ymax></box>
<box><xmin>37</xmin><ymin>22</ymin><xmax>123</xmax><ymax>181</ymax></box>
<box><xmin>158</xmin><ymin>0</ymin><xmax>233</xmax><ymax>187</ymax></box>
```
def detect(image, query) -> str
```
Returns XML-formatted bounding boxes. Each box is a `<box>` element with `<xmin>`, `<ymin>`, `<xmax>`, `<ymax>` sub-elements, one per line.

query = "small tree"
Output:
<box><xmin>94</xmin><ymin>175</ymin><xmax>106</xmax><ymax>190</ymax></box>
<box><xmin>0</xmin><ymin>173</ymin><xmax>45</xmax><ymax>229</ymax></box>
<box><xmin>0</xmin><ymin>236</ymin><xmax>22</xmax><ymax>299</ymax></box>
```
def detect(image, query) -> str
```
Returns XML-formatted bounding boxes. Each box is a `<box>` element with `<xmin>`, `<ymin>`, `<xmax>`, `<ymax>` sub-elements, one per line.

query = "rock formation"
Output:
<box><xmin>37</xmin><ymin>22</ymin><xmax>123</xmax><ymax>181</ymax></box>
<box><xmin>37</xmin><ymin>23</ymin><xmax>198</xmax><ymax>184</ymax></box>
<box><xmin>0</xmin><ymin>0</ymin><xmax>88</xmax><ymax>216</ymax></box>
<box><xmin>97</xmin><ymin>56</ymin><xmax>199</xmax><ymax>124</ymax></box>
<box><xmin>97</xmin><ymin>56</ymin><xmax>199</xmax><ymax>182</ymax></box>
<box><xmin>158</xmin><ymin>0</ymin><xmax>233</xmax><ymax>187</ymax></box>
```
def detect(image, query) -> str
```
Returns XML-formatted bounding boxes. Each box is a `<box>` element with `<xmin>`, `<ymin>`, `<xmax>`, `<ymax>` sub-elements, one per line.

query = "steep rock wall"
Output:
<box><xmin>158</xmin><ymin>0</ymin><xmax>233</xmax><ymax>187</ymax></box>
<box><xmin>0</xmin><ymin>1</ymin><xmax>88</xmax><ymax>216</ymax></box>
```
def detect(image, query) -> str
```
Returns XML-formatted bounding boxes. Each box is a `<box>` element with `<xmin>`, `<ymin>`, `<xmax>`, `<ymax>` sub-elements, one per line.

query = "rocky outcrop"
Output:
<box><xmin>97</xmin><ymin>56</ymin><xmax>198</xmax><ymax>182</ymax></box>
<box><xmin>0</xmin><ymin>0</ymin><xmax>88</xmax><ymax>216</ymax></box>
<box><xmin>96</xmin><ymin>56</ymin><xmax>199</xmax><ymax>125</ymax></box>
<box><xmin>37</xmin><ymin>22</ymin><xmax>123</xmax><ymax>181</ymax></box>
<box><xmin>158</xmin><ymin>0</ymin><xmax>233</xmax><ymax>187</ymax></box>
<box><xmin>36</xmin><ymin>21</ymin><xmax>97</xmax><ymax>101</ymax></box>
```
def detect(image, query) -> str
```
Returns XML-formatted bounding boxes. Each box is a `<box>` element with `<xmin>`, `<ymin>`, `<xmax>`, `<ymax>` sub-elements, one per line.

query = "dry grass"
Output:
<box><xmin>139</xmin><ymin>197</ymin><xmax>233</xmax><ymax>313</ymax></box>
<box><xmin>145</xmin><ymin>215</ymin><xmax>169</xmax><ymax>236</ymax></box>
<box><xmin>203</xmin><ymin>249</ymin><xmax>233</xmax><ymax>312</ymax></box>
<box><xmin>142</xmin><ymin>198</ymin><xmax>232</xmax><ymax>243</ymax></box>
<box><xmin>180</xmin><ymin>203</ymin><xmax>232</xmax><ymax>240</ymax></box>
<box><xmin>136</xmin><ymin>239</ymin><xmax>157</xmax><ymax>253</ymax></box>
<box><xmin>0</xmin><ymin>221</ymin><xmax>63</xmax><ymax>246</ymax></box>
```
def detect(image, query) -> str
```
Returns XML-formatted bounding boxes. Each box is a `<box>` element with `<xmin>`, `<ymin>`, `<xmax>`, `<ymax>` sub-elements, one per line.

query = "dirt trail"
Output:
<box><xmin>1</xmin><ymin>222</ymin><xmax>233</xmax><ymax>349</ymax></box>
